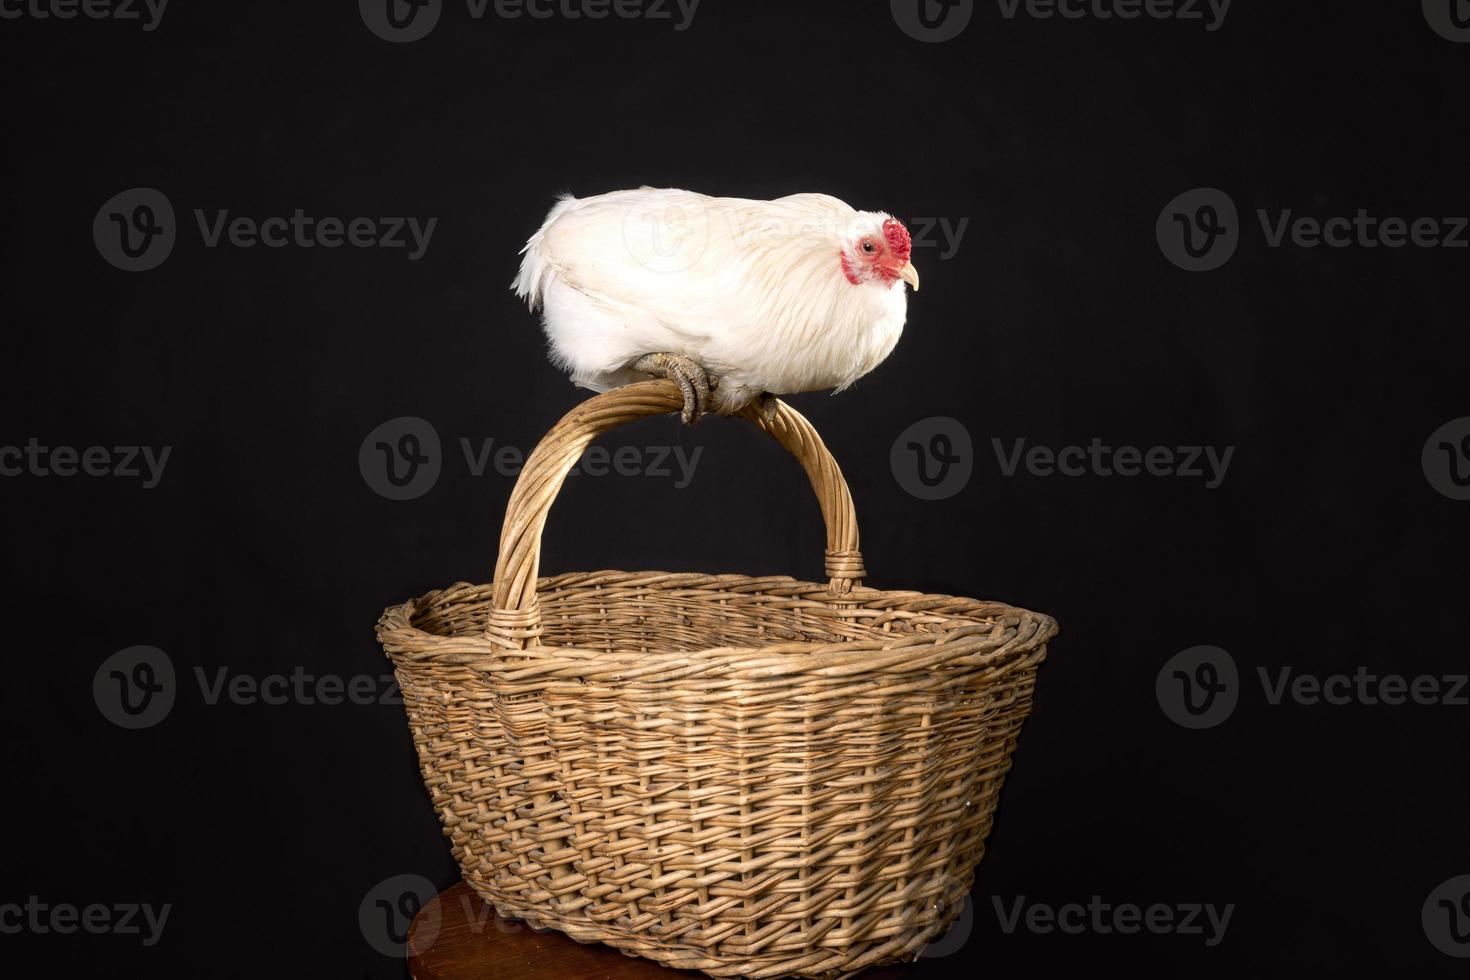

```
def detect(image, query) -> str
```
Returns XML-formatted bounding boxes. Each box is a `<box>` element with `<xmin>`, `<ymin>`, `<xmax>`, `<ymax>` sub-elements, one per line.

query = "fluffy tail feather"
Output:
<box><xmin>511</xmin><ymin>193</ymin><xmax>578</xmax><ymax>310</ymax></box>
<box><xmin>571</xmin><ymin>366</ymin><xmax>647</xmax><ymax>392</ymax></box>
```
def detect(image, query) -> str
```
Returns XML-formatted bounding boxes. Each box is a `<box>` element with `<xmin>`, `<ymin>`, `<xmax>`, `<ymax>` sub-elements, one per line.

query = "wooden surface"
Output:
<box><xmin>407</xmin><ymin>881</ymin><xmax>920</xmax><ymax>980</ymax></box>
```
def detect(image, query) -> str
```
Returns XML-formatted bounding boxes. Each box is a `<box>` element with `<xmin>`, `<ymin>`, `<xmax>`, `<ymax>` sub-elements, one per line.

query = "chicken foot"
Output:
<box><xmin>633</xmin><ymin>353</ymin><xmax>781</xmax><ymax>425</ymax></box>
<box><xmin>633</xmin><ymin>353</ymin><xmax>712</xmax><ymax>424</ymax></box>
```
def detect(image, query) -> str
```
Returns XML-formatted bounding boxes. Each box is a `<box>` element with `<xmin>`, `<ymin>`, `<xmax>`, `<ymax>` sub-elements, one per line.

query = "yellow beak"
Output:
<box><xmin>900</xmin><ymin>261</ymin><xmax>920</xmax><ymax>291</ymax></box>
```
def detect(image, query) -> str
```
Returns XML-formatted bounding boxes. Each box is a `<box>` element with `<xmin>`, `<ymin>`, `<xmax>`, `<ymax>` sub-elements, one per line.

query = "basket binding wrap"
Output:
<box><xmin>377</xmin><ymin>380</ymin><xmax>1057</xmax><ymax>978</ymax></box>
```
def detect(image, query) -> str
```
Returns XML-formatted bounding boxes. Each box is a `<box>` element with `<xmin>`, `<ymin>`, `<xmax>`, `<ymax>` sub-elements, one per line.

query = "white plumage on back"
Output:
<box><xmin>513</xmin><ymin>187</ymin><xmax>915</xmax><ymax>412</ymax></box>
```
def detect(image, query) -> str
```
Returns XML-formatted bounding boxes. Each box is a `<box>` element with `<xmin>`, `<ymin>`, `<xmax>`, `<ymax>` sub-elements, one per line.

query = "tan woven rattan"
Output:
<box><xmin>378</xmin><ymin>380</ymin><xmax>1057</xmax><ymax>977</ymax></box>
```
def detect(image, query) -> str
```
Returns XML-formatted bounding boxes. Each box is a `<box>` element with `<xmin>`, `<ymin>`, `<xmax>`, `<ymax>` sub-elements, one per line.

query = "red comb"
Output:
<box><xmin>882</xmin><ymin>217</ymin><xmax>912</xmax><ymax>260</ymax></box>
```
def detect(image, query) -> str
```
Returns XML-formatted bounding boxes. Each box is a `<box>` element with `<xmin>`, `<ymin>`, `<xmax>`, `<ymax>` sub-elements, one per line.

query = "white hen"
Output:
<box><xmin>512</xmin><ymin>187</ymin><xmax>918</xmax><ymax>421</ymax></box>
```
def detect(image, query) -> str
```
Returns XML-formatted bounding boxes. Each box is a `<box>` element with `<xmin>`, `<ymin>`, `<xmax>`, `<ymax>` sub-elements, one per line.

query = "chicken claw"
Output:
<box><xmin>633</xmin><ymin>353</ymin><xmax>711</xmax><ymax>424</ymax></box>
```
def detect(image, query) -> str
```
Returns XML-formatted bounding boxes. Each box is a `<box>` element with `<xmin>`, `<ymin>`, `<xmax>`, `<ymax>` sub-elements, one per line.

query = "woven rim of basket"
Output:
<box><xmin>376</xmin><ymin>571</ymin><xmax>1059</xmax><ymax>680</ymax></box>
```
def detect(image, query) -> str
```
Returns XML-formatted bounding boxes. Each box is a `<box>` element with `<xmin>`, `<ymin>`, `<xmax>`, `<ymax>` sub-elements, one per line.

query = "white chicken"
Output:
<box><xmin>512</xmin><ymin>188</ymin><xmax>919</xmax><ymax>422</ymax></box>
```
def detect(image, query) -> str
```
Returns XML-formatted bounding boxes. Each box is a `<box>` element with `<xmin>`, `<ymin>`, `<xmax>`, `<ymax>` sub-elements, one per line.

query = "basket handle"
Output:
<box><xmin>486</xmin><ymin>380</ymin><xmax>866</xmax><ymax>647</ymax></box>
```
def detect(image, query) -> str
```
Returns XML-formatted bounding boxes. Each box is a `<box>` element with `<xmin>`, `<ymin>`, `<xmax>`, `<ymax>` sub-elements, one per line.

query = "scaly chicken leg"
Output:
<box><xmin>633</xmin><ymin>353</ymin><xmax>711</xmax><ymax>424</ymax></box>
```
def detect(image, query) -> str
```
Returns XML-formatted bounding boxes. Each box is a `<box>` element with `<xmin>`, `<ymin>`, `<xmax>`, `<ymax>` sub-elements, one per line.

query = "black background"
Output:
<box><xmin>2</xmin><ymin>1</ymin><xmax>1467</xmax><ymax>976</ymax></box>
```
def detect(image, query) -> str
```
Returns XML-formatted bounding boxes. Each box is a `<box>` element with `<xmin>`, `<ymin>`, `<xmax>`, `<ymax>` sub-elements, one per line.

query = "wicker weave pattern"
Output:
<box><xmin>377</xmin><ymin>382</ymin><xmax>1057</xmax><ymax>978</ymax></box>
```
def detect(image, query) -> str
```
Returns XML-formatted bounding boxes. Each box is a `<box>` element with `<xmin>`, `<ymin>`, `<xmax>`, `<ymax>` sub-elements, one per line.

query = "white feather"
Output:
<box><xmin>512</xmin><ymin>188</ymin><xmax>911</xmax><ymax>406</ymax></box>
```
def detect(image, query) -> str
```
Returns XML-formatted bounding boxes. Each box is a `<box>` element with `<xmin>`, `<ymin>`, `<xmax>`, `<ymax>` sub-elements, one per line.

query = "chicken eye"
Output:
<box><xmin>861</xmin><ymin>241</ymin><xmax>877</xmax><ymax>254</ymax></box>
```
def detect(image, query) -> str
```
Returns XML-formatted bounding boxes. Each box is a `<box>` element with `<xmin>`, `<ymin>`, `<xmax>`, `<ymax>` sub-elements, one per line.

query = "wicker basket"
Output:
<box><xmin>377</xmin><ymin>381</ymin><xmax>1057</xmax><ymax>978</ymax></box>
